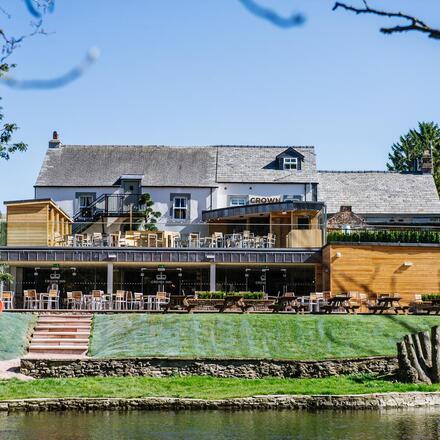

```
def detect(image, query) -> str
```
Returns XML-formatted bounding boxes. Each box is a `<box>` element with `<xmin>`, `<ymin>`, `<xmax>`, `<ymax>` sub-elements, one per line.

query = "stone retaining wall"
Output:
<box><xmin>20</xmin><ymin>356</ymin><xmax>398</xmax><ymax>379</ymax></box>
<box><xmin>2</xmin><ymin>392</ymin><xmax>440</xmax><ymax>412</ymax></box>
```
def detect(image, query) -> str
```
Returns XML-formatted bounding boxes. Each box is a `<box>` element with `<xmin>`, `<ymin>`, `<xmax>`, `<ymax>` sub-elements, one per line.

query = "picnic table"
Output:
<box><xmin>269</xmin><ymin>295</ymin><xmax>306</xmax><ymax>313</ymax></box>
<box><xmin>183</xmin><ymin>297</ymin><xmax>224</xmax><ymax>313</ymax></box>
<box><xmin>321</xmin><ymin>295</ymin><xmax>359</xmax><ymax>314</ymax></box>
<box><xmin>215</xmin><ymin>295</ymin><xmax>246</xmax><ymax>313</ymax></box>
<box><xmin>160</xmin><ymin>295</ymin><xmax>187</xmax><ymax>313</ymax></box>
<box><xmin>368</xmin><ymin>296</ymin><xmax>409</xmax><ymax>314</ymax></box>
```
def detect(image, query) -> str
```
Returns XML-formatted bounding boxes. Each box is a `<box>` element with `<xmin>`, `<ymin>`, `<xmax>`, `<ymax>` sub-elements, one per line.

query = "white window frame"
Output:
<box><xmin>172</xmin><ymin>196</ymin><xmax>188</xmax><ymax>220</ymax></box>
<box><xmin>77</xmin><ymin>193</ymin><xmax>95</xmax><ymax>210</ymax></box>
<box><xmin>283</xmin><ymin>157</ymin><xmax>298</xmax><ymax>170</ymax></box>
<box><xmin>229</xmin><ymin>196</ymin><xmax>248</xmax><ymax>207</ymax></box>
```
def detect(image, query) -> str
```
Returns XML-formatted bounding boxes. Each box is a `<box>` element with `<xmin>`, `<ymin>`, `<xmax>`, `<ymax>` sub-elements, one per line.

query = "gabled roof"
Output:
<box><xmin>35</xmin><ymin>145</ymin><xmax>218</xmax><ymax>187</ymax></box>
<box><xmin>35</xmin><ymin>144</ymin><xmax>318</xmax><ymax>187</ymax></box>
<box><xmin>275</xmin><ymin>147</ymin><xmax>305</xmax><ymax>160</ymax></box>
<box><xmin>216</xmin><ymin>146</ymin><xmax>317</xmax><ymax>183</ymax></box>
<box><xmin>318</xmin><ymin>171</ymin><xmax>440</xmax><ymax>215</ymax></box>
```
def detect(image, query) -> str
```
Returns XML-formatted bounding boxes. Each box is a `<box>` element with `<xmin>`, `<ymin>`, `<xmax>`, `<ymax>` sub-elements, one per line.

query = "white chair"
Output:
<box><xmin>91</xmin><ymin>290</ymin><xmax>106</xmax><ymax>310</ymax></box>
<box><xmin>23</xmin><ymin>289</ymin><xmax>38</xmax><ymax>309</ymax></box>
<box><xmin>114</xmin><ymin>290</ymin><xmax>128</xmax><ymax>310</ymax></box>
<box><xmin>131</xmin><ymin>292</ymin><xmax>144</xmax><ymax>310</ymax></box>
<box><xmin>42</xmin><ymin>290</ymin><xmax>60</xmax><ymax>309</ymax></box>
<box><xmin>1</xmin><ymin>291</ymin><xmax>14</xmax><ymax>309</ymax></box>
<box><xmin>154</xmin><ymin>292</ymin><xmax>170</xmax><ymax>311</ymax></box>
<box><xmin>72</xmin><ymin>291</ymin><xmax>83</xmax><ymax>309</ymax></box>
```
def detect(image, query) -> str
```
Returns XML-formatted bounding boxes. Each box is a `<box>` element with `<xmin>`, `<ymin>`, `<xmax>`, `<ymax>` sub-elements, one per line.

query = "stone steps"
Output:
<box><xmin>27</xmin><ymin>314</ymin><xmax>92</xmax><ymax>358</ymax></box>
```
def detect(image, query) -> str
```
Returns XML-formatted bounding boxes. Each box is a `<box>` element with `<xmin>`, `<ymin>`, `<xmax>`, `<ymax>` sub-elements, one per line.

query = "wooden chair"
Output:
<box><xmin>189</xmin><ymin>233</ymin><xmax>200</xmax><ymax>248</ymax></box>
<box><xmin>90</xmin><ymin>290</ymin><xmax>106</xmax><ymax>310</ymax></box>
<box><xmin>114</xmin><ymin>290</ymin><xmax>128</xmax><ymax>310</ymax></box>
<box><xmin>265</xmin><ymin>233</ymin><xmax>276</xmax><ymax>248</ymax></box>
<box><xmin>23</xmin><ymin>289</ymin><xmax>38</xmax><ymax>309</ymax></box>
<box><xmin>72</xmin><ymin>291</ymin><xmax>83</xmax><ymax>309</ymax></box>
<box><xmin>154</xmin><ymin>292</ymin><xmax>170</xmax><ymax>310</ymax></box>
<box><xmin>0</xmin><ymin>291</ymin><xmax>14</xmax><ymax>309</ymax></box>
<box><xmin>131</xmin><ymin>292</ymin><xmax>144</xmax><ymax>310</ymax></box>
<box><xmin>92</xmin><ymin>233</ymin><xmax>103</xmax><ymax>247</ymax></box>
<box><xmin>43</xmin><ymin>289</ymin><xmax>60</xmax><ymax>309</ymax></box>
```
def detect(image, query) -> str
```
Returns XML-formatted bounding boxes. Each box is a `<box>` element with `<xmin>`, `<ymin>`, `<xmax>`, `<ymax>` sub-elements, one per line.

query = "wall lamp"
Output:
<box><xmin>335</xmin><ymin>252</ymin><xmax>342</xmax><ymax>258</ymax></box>
<box><xmin>403</xmin><ymin>261</ymin><xmax>413</xmax><ymax>267</ymax></box>
<box><xmin>205</xmin><ymin>254</ymin><xmax>215</xmax><ymax>262</ymax></box>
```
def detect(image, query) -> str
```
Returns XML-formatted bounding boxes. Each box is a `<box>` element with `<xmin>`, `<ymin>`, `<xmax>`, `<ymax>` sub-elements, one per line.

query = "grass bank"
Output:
<box><xmin>0</xmin><ymin>313</ymin><xmax>36</xmax><ymax>360</ymax></box>
<box><xmin>1</xmin><ymin>375</ymin><xmax>440</xmax><ymax>400</ymax></box>
<box><xmin>90</xmin><ymin>314</ymin><xmax>440</xmax><ymax>359</ymax></box>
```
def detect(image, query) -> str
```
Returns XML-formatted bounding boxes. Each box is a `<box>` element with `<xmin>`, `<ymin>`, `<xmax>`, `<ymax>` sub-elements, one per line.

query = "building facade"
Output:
<box><xmin>2</xmin><ymin>132</ymin><xmax>440</xmax><ymax>303</ymax></box>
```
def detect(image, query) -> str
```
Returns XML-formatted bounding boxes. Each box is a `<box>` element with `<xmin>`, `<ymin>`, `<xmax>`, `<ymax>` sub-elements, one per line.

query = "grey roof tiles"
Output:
<box><xmin>318</xmin><ymin>171</ymin><xmax>440</xmax><ymax>215</ymax></box>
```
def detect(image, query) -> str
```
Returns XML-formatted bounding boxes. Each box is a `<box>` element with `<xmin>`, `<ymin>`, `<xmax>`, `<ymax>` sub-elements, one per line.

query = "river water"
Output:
<box><xmin>1</xmin><ymin>409</ymin><xmax>440</xmax><ymax>439</ymax></box>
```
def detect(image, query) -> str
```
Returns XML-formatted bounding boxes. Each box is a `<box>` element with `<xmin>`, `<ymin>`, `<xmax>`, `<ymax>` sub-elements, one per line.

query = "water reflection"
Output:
<box><xmin>1</xmin><ymin>408</ymin><xmax>440</xmax><ymax>440</ymax></box>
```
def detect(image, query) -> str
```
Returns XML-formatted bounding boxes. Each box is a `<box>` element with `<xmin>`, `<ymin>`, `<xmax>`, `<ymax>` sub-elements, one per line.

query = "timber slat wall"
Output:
<box><xmin>324</xmin><ymin>244</ymin><xmax>440</xmax><ymax>303</ymax></box>
<box><xmin>6</xmin><ymin>200</ymin><xmax>72</xmax><ymax>247</ymax></box>
<box><xmin>6</xmin><ymin>204</ymin><xmax>48</xmax><ymax>246</ymax></box>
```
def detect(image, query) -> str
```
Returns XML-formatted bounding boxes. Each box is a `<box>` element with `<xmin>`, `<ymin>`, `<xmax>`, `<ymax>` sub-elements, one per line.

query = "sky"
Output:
<box><xmin>0</xmin><ymin>0</ymin><xmax>439</xmax><ymax>207</ymax></box>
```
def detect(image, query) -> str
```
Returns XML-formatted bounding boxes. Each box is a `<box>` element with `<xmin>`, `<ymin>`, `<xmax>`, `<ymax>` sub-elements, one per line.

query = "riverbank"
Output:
<box><xmin>2</xmin><ymin>375</ymin><xmax>440</xmax><ymax>401</ymax></box>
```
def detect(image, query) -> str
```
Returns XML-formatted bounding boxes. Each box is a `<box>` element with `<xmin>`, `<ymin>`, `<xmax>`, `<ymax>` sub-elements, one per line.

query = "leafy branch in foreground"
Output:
<box><xmin>333</xmin><ymin>1</ymin><xmax>440</xmax><ymax>40</ymax></box>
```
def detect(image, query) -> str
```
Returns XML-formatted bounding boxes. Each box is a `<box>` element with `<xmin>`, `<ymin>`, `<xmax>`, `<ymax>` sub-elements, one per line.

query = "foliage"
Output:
<box><xmin>422</xmin><ymin>294</ymin><xmax>440</xmax><ymax>302</ymax></box>
<box><xmin>0</xmin><ymin>265</ymin><xmax>13</xmax><ymax>284</ymax></box>
<box><xmin>89</xmin><ymin>314</ymin><xmax>440</xmax><ymax>359</ymax></box>
<box><xmin>0</xmin><ymin>220</ymin><xmax>6</xmax><ymax>246</ymax></box>
<box><xmin>327</xmin><ymin>229</ymin><xmax>440</xmax><ymax>244</ymax></box>
<box><xmin>387</xmin><ymin>121</ymin><xmax>440</xmax><ymax>193</ymax></box>
<box><xmin>4</xmin><ymin>374</ymin><xmax>440</xmax><ymax>400</ymax></box>
<box><xmin>195</xmin><ymin>291</ymin><xmax>265</xmax><ymax>299</ymax></box>
<box><xmin>0</xmin><ymin>63</ymin><xmax>27</xmax><ymax>159</ymax></box>
<box><xmin>137</xmin><ymin>193</ymin><xmax>161</xmax><ymax>231</ymax></box>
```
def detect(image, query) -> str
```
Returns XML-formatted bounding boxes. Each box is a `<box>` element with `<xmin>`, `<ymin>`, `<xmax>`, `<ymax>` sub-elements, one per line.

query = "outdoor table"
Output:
<box><xmin>216</xmin><ymin>295</ymin><xmax>246</xmax><ymax>313</ymax></box>
<box><xmin>321</xmin><ymin>295</ymin><xmax>351</xmax><ymax>314</ymax></box>
<box><xmin>160</xmin><ymin>295</ymin><xmax>187</xmax><ymax>312</ymax></box>
<box><xmin>270</xmin><ymin>295</ymin><xmax>300</xmax><ymax>313</ymax></box>
<box><xmin>370</xmin><ymin>296</ymin><xmax>404</xmax><ymax>314</ymax></box>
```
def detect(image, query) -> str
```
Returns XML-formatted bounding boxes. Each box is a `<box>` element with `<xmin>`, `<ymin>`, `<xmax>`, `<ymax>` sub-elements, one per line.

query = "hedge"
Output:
<box><xmin>327</xmin><ymin>229</ymin><xmax>440</xmax><ymax>244</ymax></box>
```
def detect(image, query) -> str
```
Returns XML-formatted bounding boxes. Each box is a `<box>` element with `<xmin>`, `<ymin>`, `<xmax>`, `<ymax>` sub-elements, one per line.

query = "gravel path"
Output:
<box><xmin>0</xmin><ymin>359</ymin><xmax>33</xmax><ymax>381</ymax></box>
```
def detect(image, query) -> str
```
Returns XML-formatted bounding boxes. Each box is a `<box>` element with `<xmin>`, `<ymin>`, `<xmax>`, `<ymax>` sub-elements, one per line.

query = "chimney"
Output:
<box><xmin>48</xmin><ymin>130</ymin><xmax>61</xmax><ymax>149</ymax></box>
<box><xmin>422</xmin><ymin>149</ymin><xmax>433</xmax><ymax>174</ymax></box>
<box><xmin>340</xmin><ymin>206</ymin><xmax>352</xmax><ymax>212</ymax></box>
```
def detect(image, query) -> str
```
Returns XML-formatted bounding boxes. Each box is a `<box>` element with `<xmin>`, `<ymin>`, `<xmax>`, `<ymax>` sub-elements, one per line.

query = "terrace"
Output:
<box><xmin>2</xmin><ymin>199</ymin><xmax>326</xmax><ymax>250</ymax></box>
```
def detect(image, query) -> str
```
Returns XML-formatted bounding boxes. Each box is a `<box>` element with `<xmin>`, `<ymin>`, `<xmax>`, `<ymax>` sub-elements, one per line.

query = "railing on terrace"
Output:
<box><xmin>327</xmin><ymin>228</ymin><xmax>440</xmax><ymax>244</ymax></box>
<box><xmin>74</xmin><ymin>193</ymin><xmax>143</xmax><ymax>220</ymax></box>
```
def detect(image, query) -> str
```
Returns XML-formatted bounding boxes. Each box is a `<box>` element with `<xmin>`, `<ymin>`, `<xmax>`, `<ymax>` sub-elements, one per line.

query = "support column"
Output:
<box><xmin>107</xmin><ymin>262</ymin><xmax>114</xmax><ymax>295</ymax></box>
<box><xmin>209</xmin><ymin>262</ymin><xmax>216</xmax><ymax>292</ymax></box>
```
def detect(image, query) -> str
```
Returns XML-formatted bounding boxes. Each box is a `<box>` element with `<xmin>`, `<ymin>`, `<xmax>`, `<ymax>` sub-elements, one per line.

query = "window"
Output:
<box><xmin>173</xmin><ymin>196</ymin><xmax>188</xmax><ymax>220</ymax></box>
<box><xmin>229</xmin><ymin>197</ymin><xmax>248</xmax><ymax>207</ymax></box>
<box><xmin>76</xmin><ymin>193</ymin><xmax>95</xmax><ymax>210</ymax></box>
<box><xmin>283</xmin><ymin>157</ymin><xmax>298</xmax><ymax>170</ymax></box>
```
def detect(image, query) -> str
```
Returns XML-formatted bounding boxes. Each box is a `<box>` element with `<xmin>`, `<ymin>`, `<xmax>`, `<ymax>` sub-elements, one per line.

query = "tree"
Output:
<box><xmin>138</xmin><ymin>193</ymin><xmax>162</xmax><ymax>231</ymax></box>
<box><xmin>387</xmin><ymin>122</ymin><xmax>440</xmax><ymax>193</ymax></box>
<box><xmin>333</xmin><ymin>1</ymin><xmax>440</xmax><ymax>40</ymax></box>
<box><xmin>397</xmin><ymin>326</ymin><xmax>440</xmax><ymax>384</ymax></box>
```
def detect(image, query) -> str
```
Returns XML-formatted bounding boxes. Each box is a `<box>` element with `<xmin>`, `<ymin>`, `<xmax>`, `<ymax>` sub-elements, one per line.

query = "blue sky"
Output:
<box><xmin>0</xmin><ymin>0</ymin><xmax>439</xmax><ymax>207</ymax></box>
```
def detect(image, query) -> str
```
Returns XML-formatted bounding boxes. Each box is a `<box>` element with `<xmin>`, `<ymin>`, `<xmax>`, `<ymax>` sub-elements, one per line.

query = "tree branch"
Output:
<box><xmin>333</xmin><ymin>2</ymin><xmax>440</xmax><ymax>40</ymax></box>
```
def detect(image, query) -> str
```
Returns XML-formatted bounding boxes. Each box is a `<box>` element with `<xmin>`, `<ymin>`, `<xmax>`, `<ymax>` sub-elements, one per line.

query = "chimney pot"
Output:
<box><xmin>49</xmin><ymin>130</ymin><xmax>61</xmax><ymax>149</ymax></box>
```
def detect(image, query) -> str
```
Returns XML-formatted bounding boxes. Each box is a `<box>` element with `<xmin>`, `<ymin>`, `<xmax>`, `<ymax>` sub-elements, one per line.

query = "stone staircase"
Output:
<box><xmin>27</xmin><ymin>314</ymin><xmax>92</xmax><ymax>358</ymax></box>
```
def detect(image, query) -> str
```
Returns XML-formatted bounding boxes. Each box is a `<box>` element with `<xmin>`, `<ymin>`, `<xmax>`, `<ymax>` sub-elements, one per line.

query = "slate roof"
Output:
<box><xmin>35</xmin><ymin>145</ymin><xmax>218</xmax><ymax>187</ymax></box>
<box><xmin>35</xmin><ymin>145</ymin><xmax>318</xmax><ymax>187</ymax></box>
<box><xmin>318</xmin><ymin>171</ymin><xmax>440</xmax><ymax>215</ymax></box>
<box><xmin>216</xmin><ymin>146</ymin><xmax>317</xmax><ymax>183</ymax></box>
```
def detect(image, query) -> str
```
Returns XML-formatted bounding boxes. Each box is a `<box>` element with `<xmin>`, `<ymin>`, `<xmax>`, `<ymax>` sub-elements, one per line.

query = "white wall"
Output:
<box><xmin>215</xmin><ymin>183</ymin><xmax>313</xmax><ymax>208</ymax></box>
<box><xmin>35</xmin><ymin>186</ymin><xmax>213</xmax><ymax>234</ymax></box>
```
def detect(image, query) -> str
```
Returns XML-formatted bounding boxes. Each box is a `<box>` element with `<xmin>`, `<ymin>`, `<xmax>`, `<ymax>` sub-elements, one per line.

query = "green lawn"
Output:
<box><xmin>0</xmin><ymin>313</ymin><xmax>36</xmax><ymax>360</ymax></box>
<box><xmin>90</xmin><ymin>314</ymin><xmax>440</xmax><ymax>360</ymax></box>
<box><xmin>1</xmin><ymin>375</ymin><xmax>440</xmax><ymax>400</ymax></box>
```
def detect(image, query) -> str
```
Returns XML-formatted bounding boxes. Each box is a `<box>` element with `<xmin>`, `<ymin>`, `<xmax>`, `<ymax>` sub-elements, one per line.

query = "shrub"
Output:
<box><xmin>196</xmin><ymin>291</ymin><xmax>225</xmax><ymax>299</ymax></box>
<box><xmin>422</xmin><ymin>294</ymin><xmax>440</xmax><ymax>302</ymax></box>
<box><xmin>327</xmin><ymin>229</ymin><xmax>440</xmax><ymax>244</ymax></box>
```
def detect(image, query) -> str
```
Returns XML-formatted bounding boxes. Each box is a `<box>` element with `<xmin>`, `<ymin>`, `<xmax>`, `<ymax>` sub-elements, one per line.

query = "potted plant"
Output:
<box><xmin>137</xmin><ymin>193</ymin><xmax>162</xmax><ymax>231</ymax></box>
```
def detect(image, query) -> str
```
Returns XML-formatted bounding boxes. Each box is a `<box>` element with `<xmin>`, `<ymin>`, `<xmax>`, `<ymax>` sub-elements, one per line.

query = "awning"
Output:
<box><xmin>202</xmin><ymin>201</ymin><xmax>326</xmax><ymax>221</ymax></box>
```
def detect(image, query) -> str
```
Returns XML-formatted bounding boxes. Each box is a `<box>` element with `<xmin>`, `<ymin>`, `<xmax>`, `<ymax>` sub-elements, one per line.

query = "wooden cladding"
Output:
<box><xmin>323</xmin><ymin>244</ymin><xmax>440</xmax><ymax>303</ymax></box>
<box><xmin>5</xmin><ymin>200</ymin><xmax>72</xmax><ymax>247</ymax></box>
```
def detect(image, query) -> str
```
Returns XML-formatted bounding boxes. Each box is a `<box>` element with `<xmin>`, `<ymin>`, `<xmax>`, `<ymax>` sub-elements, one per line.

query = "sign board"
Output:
<box><xmin>249</xmin><ymin>195</ymin><xmax>281</xmax><ymax>204</ymax></box>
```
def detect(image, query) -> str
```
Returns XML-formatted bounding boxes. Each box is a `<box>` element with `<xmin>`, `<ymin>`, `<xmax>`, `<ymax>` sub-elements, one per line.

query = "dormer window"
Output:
<box><xmin>283</xmin><ymin>157</ymin><xmax>298</xmax><ymax>170</ymax></box>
